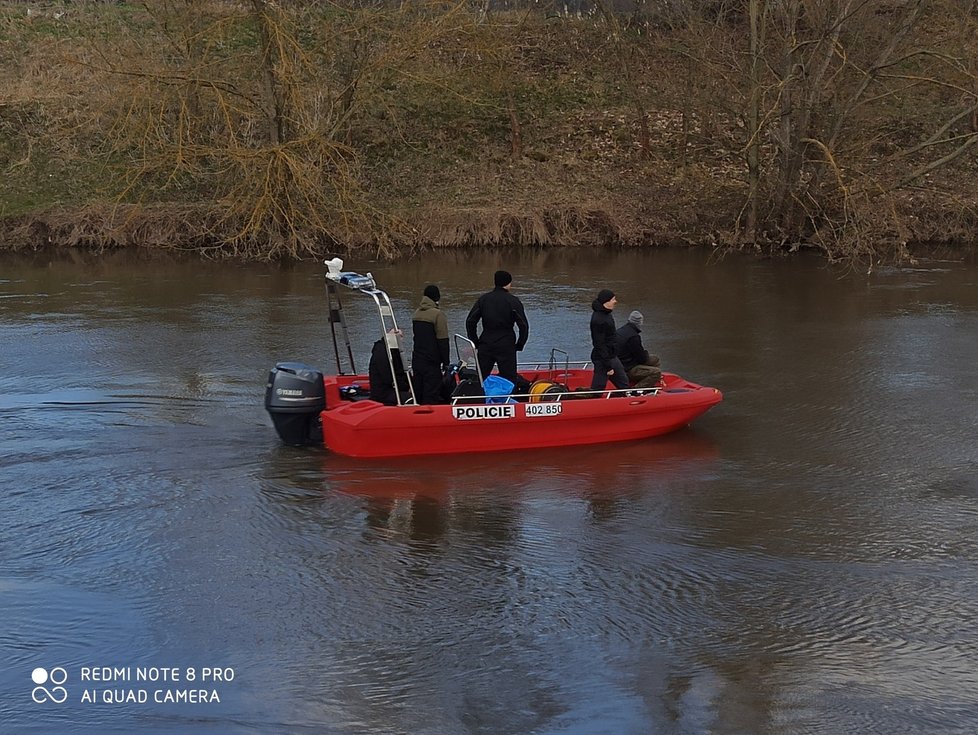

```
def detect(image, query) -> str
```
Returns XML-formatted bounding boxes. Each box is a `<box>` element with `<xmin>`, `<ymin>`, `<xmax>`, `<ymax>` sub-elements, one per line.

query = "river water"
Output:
<box><xmin>1</xmin><ymin>247</ymin><xmax>977</xmax><ymax>734</ymax></box>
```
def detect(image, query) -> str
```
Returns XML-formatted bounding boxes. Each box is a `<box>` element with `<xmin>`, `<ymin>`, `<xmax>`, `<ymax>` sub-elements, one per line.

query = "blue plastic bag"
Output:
<box><xmin>483</xmin><ymin>375</ymin><xmax>515</xmax><ymax>404</ymax></box>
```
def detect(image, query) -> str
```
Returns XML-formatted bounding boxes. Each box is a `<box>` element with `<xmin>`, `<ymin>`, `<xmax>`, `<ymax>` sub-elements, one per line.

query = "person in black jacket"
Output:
<box><xmin>368</xmin><ymin>332</ymin><xmax>411</xmax><ymax>406</ymax></box>
<box><xmin>411</xmin><ymin>284</ymin><xmax>450</xmax><ymax>404</ymax></box>
<box><xmin>589</xmin><ymin>289</ymin><xmax>629</xmax><ymax>392</ymax></box>
<box><xmin>615</xmin><ymin>310</ymin><xmax>662</xmax><ymax>389</ymax></box>
<box><xmin>465</xmin><ymin>270</ymin><xmax>529</xmax><ymax>385</ymax></box>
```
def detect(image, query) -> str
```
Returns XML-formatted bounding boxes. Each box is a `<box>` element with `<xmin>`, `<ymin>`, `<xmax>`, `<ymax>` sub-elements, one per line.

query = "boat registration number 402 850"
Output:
<box><xmin>525</xmin><ymin>403</ymin><xmax>562</xmax><ymax>417</ymax></box>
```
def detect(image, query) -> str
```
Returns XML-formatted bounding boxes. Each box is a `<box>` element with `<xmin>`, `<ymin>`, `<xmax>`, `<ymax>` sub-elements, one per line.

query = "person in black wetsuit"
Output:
<box><xmin>465</xmin><ymin>270</ymin><xmax>529</xmax><ymax>385</ymax></box>
<box><xmin>589</xmin><ymin>288</ymin><xmax>629</xmax><ymax>392</ymax></box>
<box><xmin>411</xmin><ymin>284</ymin><xmax>450</xmax><ymax>404</ymax></box>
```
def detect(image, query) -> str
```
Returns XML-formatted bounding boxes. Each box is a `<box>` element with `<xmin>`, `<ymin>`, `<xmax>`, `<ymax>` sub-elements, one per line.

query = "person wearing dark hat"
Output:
<box><xmin>411</xmin><ymin>284</ymin><xmax>451</xmax><ymax>404</ymax></box>
<box><xmin>615</xmin><ymin>310</ymin><xmax>662</xmax><ymax>389</ymax></box>
<box><xmin>589</xmin><ymin>289</ymin><xmax>629</xmax><ymax>392</ymax></box>
<box><xmin>465</xmin><ymin>270</ymin><xmax>529</xmax><ymax>385</ymax></box>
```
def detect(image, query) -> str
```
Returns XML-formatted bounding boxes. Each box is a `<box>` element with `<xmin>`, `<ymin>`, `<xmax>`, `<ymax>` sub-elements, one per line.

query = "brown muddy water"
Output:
<box><xmin>1</xmin><ymin>247</ymin><xmax>977</xmax><ymax>735</ymax></box>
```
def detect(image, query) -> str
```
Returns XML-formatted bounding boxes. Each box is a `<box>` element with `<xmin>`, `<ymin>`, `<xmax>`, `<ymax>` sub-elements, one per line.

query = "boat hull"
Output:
<box><xmin>320</xmin><ymin>371</ymin><xmax>722</xmax><ymax>458</ymax></box>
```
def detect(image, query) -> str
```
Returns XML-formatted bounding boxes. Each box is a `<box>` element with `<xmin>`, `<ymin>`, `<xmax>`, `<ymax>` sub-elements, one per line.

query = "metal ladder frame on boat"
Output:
<box><xmin>323</xmin><ymin>262</ymin><xmax>417</xmax><ymax>406</ymax></box>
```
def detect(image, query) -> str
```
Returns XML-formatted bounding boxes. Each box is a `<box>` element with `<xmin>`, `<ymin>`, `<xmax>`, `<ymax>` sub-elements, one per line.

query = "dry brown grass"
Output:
<box><xmin>2</xmin><ymin>2</ymin><xmax>977</xmax><ymax>263</ymax></box>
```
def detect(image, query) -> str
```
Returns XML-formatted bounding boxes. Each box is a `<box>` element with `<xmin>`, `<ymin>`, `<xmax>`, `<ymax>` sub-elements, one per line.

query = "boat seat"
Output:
<box><xmin>450</xmin><ymin>376</ymin><xmax>485</xmax><ymax>405</ymax></box>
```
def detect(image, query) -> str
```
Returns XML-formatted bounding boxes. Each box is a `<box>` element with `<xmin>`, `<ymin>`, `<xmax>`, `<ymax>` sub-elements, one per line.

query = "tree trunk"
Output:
<box><xmin>507</xmin><ymin>90</ymin><xmax>523</xmax><ymax>160</ymax></box>
<box><xmin>746</xmin><ymin>0</ymin><xmax>764</xmax><ymax>240</ymax></box>
<box><xmin>250</xmin><ymin>0</ymin><xmax>285</xmax><ymax>146</ymax></box>
<box><xmin>681</xmin><ymin>54</ymin><xmax>690</xmax><ymax>168</ymax></box>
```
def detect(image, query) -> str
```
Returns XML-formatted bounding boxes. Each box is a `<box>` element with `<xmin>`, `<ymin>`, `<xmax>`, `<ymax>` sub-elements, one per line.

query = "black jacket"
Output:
<box><xmin>412</xmin><ymin>296</ymin><xmax>450</xmax><ymax>367</ymax></box>
<box><xmin>589</xmin><ymin>299</ymin><xmax>618</xmax><ymax>362</ymax></box>
<box><xmin>465</xmin><ymin>288</ymin><xmax>529</xmax><ymax>350</ymax></box>
<box><xmin>615</xmin><ymin>322</ymin><xmax>649</xmax><ymax>371</ymax></box>
<box><xmin>368</xmin><ymin>339</ymin><xmax>410</xmax><ymax>405</ymax></box>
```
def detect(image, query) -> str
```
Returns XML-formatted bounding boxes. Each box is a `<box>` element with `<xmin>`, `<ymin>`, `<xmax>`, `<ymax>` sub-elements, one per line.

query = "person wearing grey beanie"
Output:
<box><xmin>616</xmin><ymin>310</ymin><xmax>662</xmax><ymax>389</ymax></box>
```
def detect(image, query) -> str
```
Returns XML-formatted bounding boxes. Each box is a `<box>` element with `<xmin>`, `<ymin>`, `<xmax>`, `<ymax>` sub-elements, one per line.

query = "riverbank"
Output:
<box><xmin>2</xmin><ymin>2</ymin><xmax>977</xmax><ymax>261</ymax></box>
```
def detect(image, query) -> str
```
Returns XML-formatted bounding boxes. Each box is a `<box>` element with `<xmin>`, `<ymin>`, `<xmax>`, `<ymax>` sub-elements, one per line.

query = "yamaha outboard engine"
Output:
<box><xmin>265</xmin><ymin>362</ymin><xmax>326</xmax><ymax>446</ymax></box>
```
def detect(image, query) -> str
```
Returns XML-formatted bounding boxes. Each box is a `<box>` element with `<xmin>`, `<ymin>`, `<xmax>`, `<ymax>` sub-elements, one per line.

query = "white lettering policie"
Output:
<box><xmin>451</xmin><ymin>404</ymin><xmax>516</xmax><ymax>420</ymax></box>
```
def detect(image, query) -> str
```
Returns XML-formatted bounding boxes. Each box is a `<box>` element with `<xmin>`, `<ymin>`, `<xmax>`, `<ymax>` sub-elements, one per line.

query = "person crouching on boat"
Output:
<box><xmin>615</xmin><ymin>310</ymin><xmax>662</xmax><ymax>389</ymax></box>
<box><xmin>465</xmin><ymin>269</ymin><xmax>529</xmax><ymax>385</ymax></box>
<box><xmin>589</xmin><ymin>289</ymin><xmax>629</xmax><ymax>393</ymax></box>
<box><xmin>369</xmin><ymin>329</ymin><xmax>412</xmax><ymax>406</ymax></box>
<box><xmin>412</xmin><ymin>284</ymin><xmax>450</xmax><ymax>404</ymax></box>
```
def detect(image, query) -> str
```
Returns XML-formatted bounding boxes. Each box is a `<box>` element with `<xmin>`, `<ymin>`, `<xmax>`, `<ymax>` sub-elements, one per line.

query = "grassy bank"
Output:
<box><xmin>2</xmin><ymin>1</ymin><xmax>977</xmax><ymax>261</ymax></box>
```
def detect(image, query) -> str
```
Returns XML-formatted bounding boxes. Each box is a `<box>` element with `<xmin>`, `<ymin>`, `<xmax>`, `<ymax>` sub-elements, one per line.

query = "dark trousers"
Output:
<box><xmin>412</xmin><ymin>357</ymin><xmax>445</xmax><ymax>405</ymax></box>
<box><xmin>591</xmin><ymin>357</ymin><xmax>629</xmax><ymax>391</ymax></box>
<box><xmin>477</xmin><ymin>341</ymin><xmax>518</xmax><ymax>384</ymax></box>
<box><xmin>627</xmin><ymin>364</ymin><xmax>662</xmax><ymax>389</ymax></box>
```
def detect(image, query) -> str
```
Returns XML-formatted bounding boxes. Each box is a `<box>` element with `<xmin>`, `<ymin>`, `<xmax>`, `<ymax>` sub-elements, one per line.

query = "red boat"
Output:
<box><xmin>265</xmin><ymin>261</ymin><xmax>722</xmax><ymax>458</ymax></box>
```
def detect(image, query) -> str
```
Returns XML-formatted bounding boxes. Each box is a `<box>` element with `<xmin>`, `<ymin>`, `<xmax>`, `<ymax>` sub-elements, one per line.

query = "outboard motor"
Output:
<box><xmin>265</xmin><ymin>362</ymin><xmax>326</xmax><ymax>446</ymax></box>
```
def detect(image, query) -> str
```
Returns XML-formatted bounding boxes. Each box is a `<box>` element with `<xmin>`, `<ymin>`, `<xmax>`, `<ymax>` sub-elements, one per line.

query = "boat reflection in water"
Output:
<box><xmin>257</xmin><ymin>428</ymin><xmax>721</xmax><ymax>594</ymax></box>
<box><xmin>321</xmin><ymin>429</ymin><xmax>715</xmax><ymax>496</ymax></box>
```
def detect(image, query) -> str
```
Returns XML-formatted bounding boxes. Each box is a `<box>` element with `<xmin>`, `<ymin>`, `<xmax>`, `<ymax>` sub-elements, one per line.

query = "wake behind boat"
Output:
<box><xmin>265</xmin><ymin>261</ymin><xmax>722</xmax><ymax>458</ymax></box>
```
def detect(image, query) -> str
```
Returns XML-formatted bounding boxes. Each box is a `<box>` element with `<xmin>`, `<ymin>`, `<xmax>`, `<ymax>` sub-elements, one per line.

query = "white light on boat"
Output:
<box><xmin>324</xmin><ymin>257</ymin><xmax>344</xmax><ymax>280</ymax></box>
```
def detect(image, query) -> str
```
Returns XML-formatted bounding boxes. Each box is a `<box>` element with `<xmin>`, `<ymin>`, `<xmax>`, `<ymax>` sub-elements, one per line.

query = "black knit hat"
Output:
<box><xmin>423</xmin><ymin>284</ymin><xmax>440</xmax><ymax>302</ymax></box>
<box><xmin>596</xmin><ymin>288</ymin><xmax>616</xmax><ymax>305</ymax></box>
<box><xmin>494</xmin><ymin>270</ymin><xmax>513</xmax><ymax>288</ymax></box>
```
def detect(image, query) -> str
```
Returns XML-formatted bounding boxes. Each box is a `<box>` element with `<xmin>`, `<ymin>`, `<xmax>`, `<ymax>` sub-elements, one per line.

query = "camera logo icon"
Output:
<box><xmin>31</xmin><ymin>667</ymin><xmax>68</xmax><ymax>704</ymax></box>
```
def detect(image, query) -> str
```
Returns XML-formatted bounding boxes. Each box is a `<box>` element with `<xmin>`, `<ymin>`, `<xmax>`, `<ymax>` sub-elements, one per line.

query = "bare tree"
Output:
<box><xmin>90</xmin><ymin>1</ymin><xmax>472</xmax><ymax>257</ymax></box>
<box><xmin>671</xmin><ymin>0</ymin><xmax>977</xmax><ymax>257</ymax></box>
<box><xmin>594</xmin><ymin>0</ymin><xmax>653</xmax><ymax>158</ymax></box>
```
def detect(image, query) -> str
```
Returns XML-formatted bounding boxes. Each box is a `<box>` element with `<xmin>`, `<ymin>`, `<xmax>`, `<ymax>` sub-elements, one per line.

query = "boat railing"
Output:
<box><xmin>450</xmin><ymin>342</ymin><xmax>654</xmax><ymax>402</ymax></box>
<box><xmin>517</xmin><ymin>347</ymin><xmax>592</xmax><ymax>372</ymax></box>
<box><xmin>517</xmin><ymin>359</ymin><xmax>594</xmax><ymax>371</ymax></box>
<box><xmin>449</xmin><ymin>385</ymin><xmax>658</xmax><ymax>405</ymax></box>
<box><xmin>452</xmin><ymin>334</ymin><xmax>484</xmax><ymax>385</ymax></box>
<box><xmin>452</xmin><ymin>339</ymin><xmax>595</xmax><ymax>377</ymax></box>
